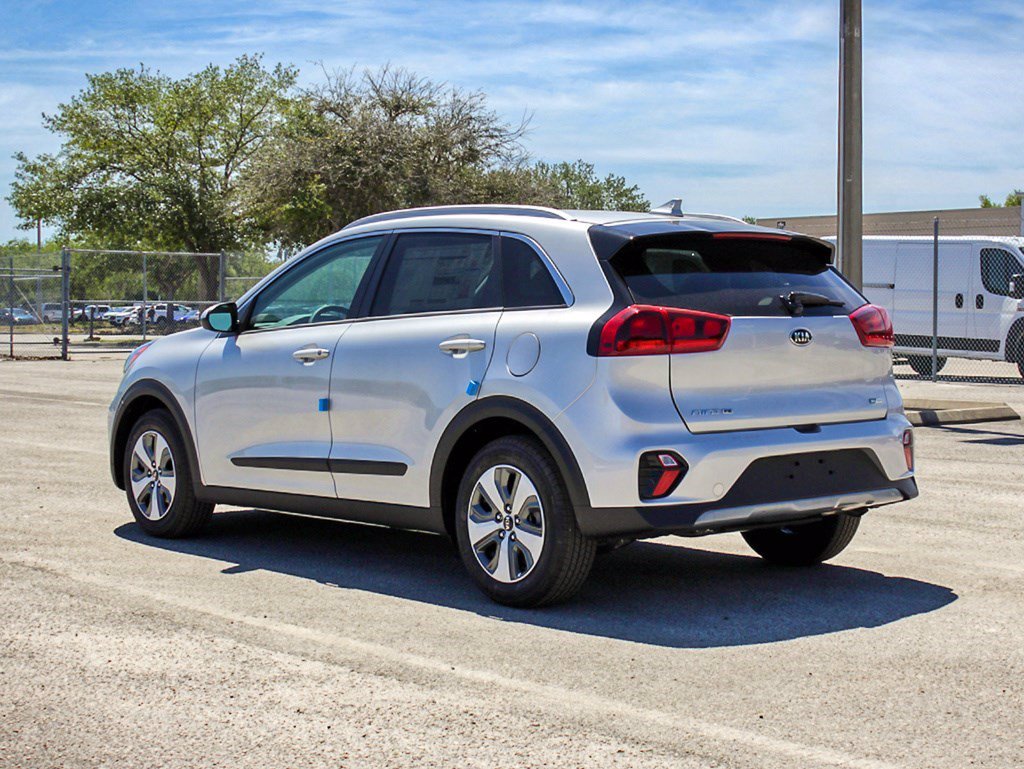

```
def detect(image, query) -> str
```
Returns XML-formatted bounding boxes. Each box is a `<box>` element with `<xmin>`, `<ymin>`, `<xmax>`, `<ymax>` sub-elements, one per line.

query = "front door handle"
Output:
<box><xmin>976</xmin><ymin>294</ymin><xmax>984</xmax><ymax>310</ymax></box>
<box><xmin>955</xmin><ymin>293</ymin><xmax>964</xmax><ymax>309</ymax></box>
<box><xmin>292</xmin><ymin>346</ymin><xmax>330</xmax><ymax>364</ymax></box>
<box><xmin>438</xmin><ymin>338</ymin><xmax>487</xmax><ymax>356</ymax></box>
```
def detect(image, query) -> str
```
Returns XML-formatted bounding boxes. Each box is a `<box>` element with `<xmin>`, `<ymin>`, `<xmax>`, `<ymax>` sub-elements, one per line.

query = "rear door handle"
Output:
<box><xmin>976</xmin><ymin>294</ymin><xmax>984</xmax><ymax>309</ymax></box>
<box><xmin>955</xmin><ymin>293</ymin><xmax>964</xmax><ymax>309</ymax></box>
<box><xmin>438</xmin><ymin>338</ymin><xmax>487</xmax><ymax>356</ymax></box>
<box><xmin>292</xmin><ymin>346</ymin><xmax>330</xmax><ymax>364</ymax></box>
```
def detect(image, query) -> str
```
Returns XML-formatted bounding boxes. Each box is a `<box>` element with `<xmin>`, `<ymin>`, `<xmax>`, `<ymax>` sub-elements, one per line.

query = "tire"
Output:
<box><xmin>906</xmin><ymin>355</ymin><xmax>946</xmax><ymax>376</ymax></box>
<box><xmin>123</xmin><ymin>410</ymin><xmax>212</xmax><ymax>538</ymax></box>
<box><xmin>454</xmin><ymin>435</ymin><xmax>596</xmax><ymax>607</ymax></box>
<box><xmin>741</xmin><ymin>512</ymin><xmax>861</xmax><ymax>566</ymax></box>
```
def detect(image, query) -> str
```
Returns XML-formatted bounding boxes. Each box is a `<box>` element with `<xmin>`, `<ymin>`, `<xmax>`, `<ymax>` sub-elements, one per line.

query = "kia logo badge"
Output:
<box><xmin>790</xmin><ymin>328</ymin><xmax>813</xmax><ymax>346</ymax></box>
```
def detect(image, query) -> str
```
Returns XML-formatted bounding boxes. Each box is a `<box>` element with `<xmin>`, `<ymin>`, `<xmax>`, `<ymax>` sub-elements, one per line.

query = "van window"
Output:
<box><xmin>501</xmin><ymin>237</ymin><xmax>565</xmax><ymax>308</ymax></box>
<box><xmin>371</xmin><ymin>233</ymin><xmax>499</xmax><ymax>316</ymax></box>
<box><xmin>610</xmin><ymin>234</ymin><xmax>863</xmax><ymax>317</ymax></box>
<box><xmin>980</xmin><ymin>248</ymin><xmax>1024</xmax><ymax>296</ymax></box>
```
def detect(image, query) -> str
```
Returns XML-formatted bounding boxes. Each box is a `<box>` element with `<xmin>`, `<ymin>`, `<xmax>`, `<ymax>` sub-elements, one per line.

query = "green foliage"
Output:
<box><xmin>243</xmin><ymin>66</ymin><xmax>649</xmax><ymax>247</ymax></box>
<box><xmin>979</xmin><ymin>190</ymin><xmax>1023</xmax><ymax>208</ymax></box>
<box><xmin>10</xmin><ymin>59</ymin><xmax>651</xmax><ymax>275</ymax></box>
<box><xmin>8</xmin><ymin>55</ymin><xmax>296</xmax><ymax>298</ymax></box>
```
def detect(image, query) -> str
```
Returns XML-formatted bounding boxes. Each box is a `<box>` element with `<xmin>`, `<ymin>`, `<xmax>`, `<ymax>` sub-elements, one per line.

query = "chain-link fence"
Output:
<box><xmin>1</xmin><ymin>247</ymin><xmax>281</xmax><ymax>359</ymax></box>
<box><xmin>854</xmin><ymin>212</ymin><xmax>1024</xmax><ymax>385</ymax></box>
<box><xmin>2</xmin><ymin>252</ymin><xmax>68</xmax><ymax>359</ymax></box>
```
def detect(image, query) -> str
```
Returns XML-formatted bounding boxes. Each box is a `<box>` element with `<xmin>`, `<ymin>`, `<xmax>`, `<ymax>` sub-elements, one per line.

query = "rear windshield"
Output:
<box><xmin>610</xmin><ymin>234</ymin><xmax>864</xmax><ymax>317</ymax></box>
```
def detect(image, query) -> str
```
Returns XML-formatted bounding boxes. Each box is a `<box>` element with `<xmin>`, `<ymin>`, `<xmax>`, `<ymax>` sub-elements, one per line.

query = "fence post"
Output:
<box><xmin>7</xmin><ymin>257</ymin><xmax>14</xmax><ymax>359</ymax></box>
<box><xmin>218</xmin><ymin>251</ymin><xmax>227</xmax><ymax>302</ymax></box>
<box><xmin>60</xmin><ymin>247</ymin><xmax>70</xmax><ymax>361</ymax></box>
<box><xmin>931</xmin><ymin>217</ymin><xmax>939</xmax><ymax>381</ymax></box>
<box><xmin>141</xmin><ymin>251</ymin><xmax>148</xmax><ymax>342</ymax></box>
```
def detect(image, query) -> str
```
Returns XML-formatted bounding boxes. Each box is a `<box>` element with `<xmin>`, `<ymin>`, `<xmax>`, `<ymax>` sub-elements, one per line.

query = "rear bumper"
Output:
<box><xmin>577</xmin><ymin>477</ymin><xmax>917</xmax><ymax>539</ymax></box>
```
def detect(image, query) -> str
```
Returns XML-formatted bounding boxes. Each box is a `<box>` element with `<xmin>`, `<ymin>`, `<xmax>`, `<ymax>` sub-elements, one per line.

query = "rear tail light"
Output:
<box><xmin>903</xmin><ymin>429</ymin><xmax>914</xmax><ymax>472</ymax></box>
<box><xmin>598</xmin><ymin>305</ymin><xmax>730</xmax><ymax>356</ymax></box>
<box><xmin>639</xmin><ymin>451</ymin><xmax>687</xmax><ymax>500</ymax></box>
<box><xmin>850</xmin><ymin>304</ymin><xmax>894</xmax><ymax>348</ymax></box>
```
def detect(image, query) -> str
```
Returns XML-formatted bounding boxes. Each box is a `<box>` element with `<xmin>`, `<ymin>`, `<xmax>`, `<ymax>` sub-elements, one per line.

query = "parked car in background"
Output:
<box><xmin>40</xmin><ymin>303</ymin><xmax>63</xmax><ymax>323</ymax></box>
<box><xmin>82</xmin><ymin>304</ymin><xmax>112</xmax><ymax>321</ymax></box>
<box><xmin>1</xmin><ymin>307</ymin><xmax>37</xmax><ymax>325</ymax></box>
<box><xmin>105</xmin><ymin>306</ymin><xmax>139</xmax><ymax>327</ymax></box>
<box><xmin>830</xmin><ymin>236</ymin><xmax>1024</xmax><ymax>378</ymax></box>
<box><xmin>109</xmin><ymin>203</ymin><xmax>917</xmax><ymax>607</ymax></box>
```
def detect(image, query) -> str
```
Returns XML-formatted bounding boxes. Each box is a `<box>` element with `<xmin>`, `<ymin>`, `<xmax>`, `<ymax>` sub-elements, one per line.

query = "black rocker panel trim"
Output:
<box><xmin>230</xmin><ymin>456</ymin><xmax>408</xmax><ymax>476</ymax></box>
<box><xmin>194</xmin><ymin>486</ymin><xmax>445</xmax><ymax>534</ymax></box>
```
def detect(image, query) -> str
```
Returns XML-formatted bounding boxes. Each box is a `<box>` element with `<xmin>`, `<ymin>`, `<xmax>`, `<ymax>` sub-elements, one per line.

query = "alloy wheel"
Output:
<box><xmin>466</xmin><ymin>464</ymin><xmax>545</xmax><ymax>583</ymax></box>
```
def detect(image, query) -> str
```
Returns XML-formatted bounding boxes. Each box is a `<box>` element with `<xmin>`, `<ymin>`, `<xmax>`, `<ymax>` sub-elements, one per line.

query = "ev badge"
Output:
<box><xmin>790</xmin><ymin>328</ymin><xmax>813</xmax><ymax>346</ymax></box>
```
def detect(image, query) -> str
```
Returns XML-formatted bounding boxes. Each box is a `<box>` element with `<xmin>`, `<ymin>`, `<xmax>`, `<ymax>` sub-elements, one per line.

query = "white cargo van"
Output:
<box><xmin>831</xmin><ymin>236</ymin><xmax>1024</xmax><ymax>378</ymax></box>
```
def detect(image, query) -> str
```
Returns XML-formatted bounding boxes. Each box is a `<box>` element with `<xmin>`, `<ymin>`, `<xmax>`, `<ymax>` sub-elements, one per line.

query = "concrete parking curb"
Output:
<box><xmin>903</xmin><ymin>399</ymin><xmax>1021</xmax><ymax>427</ymax></box>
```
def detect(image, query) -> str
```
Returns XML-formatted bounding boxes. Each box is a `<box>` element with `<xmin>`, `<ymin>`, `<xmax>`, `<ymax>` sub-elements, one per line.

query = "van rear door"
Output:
<box><xmin>605</xmin><ymin>230</ymin><xmax>890</xmax><ymax>433</ymax></box>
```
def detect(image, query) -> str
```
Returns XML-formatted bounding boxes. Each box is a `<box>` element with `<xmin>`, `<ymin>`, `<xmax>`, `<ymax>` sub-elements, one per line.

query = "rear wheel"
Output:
<box><xmin>741</xmin><ymin>512</ymin><xmax>860</xmax><ymax>566</ymax></box>
<box><xmin>454</xmin><ymin>436</ymin><xmax>595</xmax><ymax>607</ymax></box>
<box><xmin>906</xmin><ymin>355</ymin><xmax>946</xmax><ymax>376</ymax></box>
<box><xmin>123</xmin><ymin>410</ymin><xmax>212</xmax><ymax>538</ymax></box>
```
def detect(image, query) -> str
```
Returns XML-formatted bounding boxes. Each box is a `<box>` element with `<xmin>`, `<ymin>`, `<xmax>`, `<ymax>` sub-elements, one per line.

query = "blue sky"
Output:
<box><xmin>0</xmin><ymin>0</ymin><xmax>1021</xmax><ymax>241</ymax></box>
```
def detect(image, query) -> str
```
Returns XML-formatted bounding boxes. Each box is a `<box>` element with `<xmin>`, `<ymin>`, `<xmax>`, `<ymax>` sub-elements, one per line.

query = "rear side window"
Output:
<box><xmin>371</xmin><ymin>233</ymin><xmax>499</xmax><ymax>316</ymax></box>
<box><xmin>610</xmin><ymin>234</ymin><xmax>864</xmax><ymax>317</ymax></box>
<box><xmin>980</xmin><ymin>248</ymin><xmax>1024</xmax><ymax>296</ymax></box>
<box><xmin>501</xmin><ymin>237</ymin><xmax>565</xmax><ymax>308</ymax></box>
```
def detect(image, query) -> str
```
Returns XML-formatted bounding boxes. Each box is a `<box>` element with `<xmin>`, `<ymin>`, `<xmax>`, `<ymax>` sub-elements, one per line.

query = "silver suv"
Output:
<box><xmin>108</xmin><ymin>204</ymin><xmax>917</xmax><ymax>606</ymax></box>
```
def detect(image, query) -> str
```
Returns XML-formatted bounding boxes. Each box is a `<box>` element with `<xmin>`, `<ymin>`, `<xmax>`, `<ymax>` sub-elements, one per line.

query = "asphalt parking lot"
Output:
<box><xmin>1</xmin><ymin>357</ymin><xmax>1022</xmax><ymax>769</ymax></box>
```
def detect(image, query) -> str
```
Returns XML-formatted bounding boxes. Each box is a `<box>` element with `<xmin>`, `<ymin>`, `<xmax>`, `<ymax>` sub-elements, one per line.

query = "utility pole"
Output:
<box><xmin>838</xmin><ymin>0</ymin><xmax>863</xmax><ymax>289</ymax></box>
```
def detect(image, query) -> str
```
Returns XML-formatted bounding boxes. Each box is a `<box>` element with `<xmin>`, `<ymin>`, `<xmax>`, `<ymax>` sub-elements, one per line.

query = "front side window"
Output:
<box><xmin>980</xmin><ymin>248</ymin><xmax>1024</xmax><ymax>296</ymax></box>
<box><xmin>371</xmin><ymin>233</ymin><xmax>499</xmax><ymax>316</ymax></box>
<box><xmin>249</xmin><ymin>236</ymin><xmax>383</xmax><ymax>329</ymax></box>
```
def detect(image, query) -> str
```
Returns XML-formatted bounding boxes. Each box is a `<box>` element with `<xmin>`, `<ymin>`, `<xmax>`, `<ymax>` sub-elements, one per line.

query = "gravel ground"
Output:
<box><xmin>0</xmin><ymin>356</ymin><xmax>1022</xmax><ymax>769</ymax></box>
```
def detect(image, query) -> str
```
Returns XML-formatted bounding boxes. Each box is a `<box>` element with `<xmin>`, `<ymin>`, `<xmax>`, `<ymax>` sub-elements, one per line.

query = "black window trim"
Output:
<box><xmin>358</xmin><ymin>227</ymin><xmax>573</xmax><ymax>322</ymax></box>
<box><xmin>236</xmin><ymin>232</ymin><xmax>393</xmax><ymax>335</ymax></box>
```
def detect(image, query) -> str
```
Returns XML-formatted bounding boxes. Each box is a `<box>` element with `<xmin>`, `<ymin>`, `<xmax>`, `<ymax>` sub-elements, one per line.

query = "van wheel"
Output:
<box><xmin>454</xmin><ymin>436</ymin><xmax>596</xmax><ymax>607</ymax></box>
<box><xmin>906</xmin><ymin>355</ymin><xmax>946</xmax><ymax>376</ymax></box>
<box><xmin>741</xmin><ymin>512</ymin><xmax>860</xmax><ymax>566</ymax></box>
<box><xmin>123</xmin><ymin>410</ymin><xmax>212</xmax><ymax>538</ymax></box>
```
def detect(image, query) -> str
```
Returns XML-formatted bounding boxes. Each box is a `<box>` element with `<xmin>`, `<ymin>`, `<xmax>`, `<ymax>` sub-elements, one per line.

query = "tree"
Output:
<box><xmin>244</xmin><ymin>66</ymin><xmax>648</xmax><ymax>248</ymax></box>
<box><xmin>532</xmin><ymin>160</ymin><xmax>648</xmax><ymax>212</ymax></box>
<box><xmin>8</xmin><ymin>55</ymin><xmax>296</xmax><ymax>298</ymax></box>
<box><xmin>979</xmin><ymin>190</ymin><xmax>1023</xmax><ymax>208</ymax></box>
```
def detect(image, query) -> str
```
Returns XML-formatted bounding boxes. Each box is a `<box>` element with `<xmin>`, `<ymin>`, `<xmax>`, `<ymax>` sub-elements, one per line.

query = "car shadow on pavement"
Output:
<box><xmin>115</xmin><ymin>509</ymin><xmax>957</xmax><ymax>649</ymax></box>
<box><xmin>936</xmin><ymin>424</ymin><xmax>1024</xmax><ymax>446</ymax></box>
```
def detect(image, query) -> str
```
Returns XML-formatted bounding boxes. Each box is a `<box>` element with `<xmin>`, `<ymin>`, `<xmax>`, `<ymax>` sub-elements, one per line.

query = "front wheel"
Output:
<box><xmin>124</xmin><ymin>410</ymin><xmax>212</xmax><ymax>538</ymax></box>
<box><xmin>741</xmin><ymin>512</ymin><xmax>861</xmax><ymax>566</ymax></box>
<box><xmin>454</xmin><ymin>436</ymin><xmax>595</xmax><ymax>607</ymax></box>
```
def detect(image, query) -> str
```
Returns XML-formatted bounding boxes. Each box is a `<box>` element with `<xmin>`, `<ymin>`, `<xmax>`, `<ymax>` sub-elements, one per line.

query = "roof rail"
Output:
<box><xmin>343</xmin><ymin>204</ymin><xmax>571</xmax><ymax>229</ymax></box>
<box><xmin>649</xmin><ymin>198</ymin><xmax>747</xmax><ymax>225</ymax></box>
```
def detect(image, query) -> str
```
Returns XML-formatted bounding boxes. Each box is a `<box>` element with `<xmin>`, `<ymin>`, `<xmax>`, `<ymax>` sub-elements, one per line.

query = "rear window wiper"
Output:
<box><xmin>780</xmin><ymin>291</ymin><xmax>846</xmax><ymax>317</ymax></box>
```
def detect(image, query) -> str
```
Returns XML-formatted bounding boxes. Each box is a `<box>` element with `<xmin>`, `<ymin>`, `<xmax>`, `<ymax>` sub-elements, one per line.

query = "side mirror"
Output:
<box><xmin>201</xmin><ymin>302</ymin><xmax>239</xmax><ymax>333</ymax></box>
<box><xmin>1009</xmin><ymin>274</ymin><xmax>1024</xmax><ymax>300</ymax></box>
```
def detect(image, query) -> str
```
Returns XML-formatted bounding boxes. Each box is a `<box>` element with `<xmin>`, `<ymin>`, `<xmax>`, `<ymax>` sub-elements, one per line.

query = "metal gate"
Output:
<box><xmin>3</xmin><ymin>251</ymin><xmax>69</xmax><ymax>360</ymax></box>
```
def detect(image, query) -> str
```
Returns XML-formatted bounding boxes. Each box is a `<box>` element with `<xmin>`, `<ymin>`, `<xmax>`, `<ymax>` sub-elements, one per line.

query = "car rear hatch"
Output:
<box><xmin>598</xmin><ymin>228</ymin><xmax>892</xmax><ymax>433</ymax></box>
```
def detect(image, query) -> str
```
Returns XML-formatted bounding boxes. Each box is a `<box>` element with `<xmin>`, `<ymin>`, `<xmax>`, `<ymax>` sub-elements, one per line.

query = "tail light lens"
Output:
<box><xmin>598</xmin><ymin>305</ymin><xmax>730</xmax><ymax>356</ymax></box>
<box><xmin>639</xmin><ymin>451</ymin><xmax>687</xmax><ymax>500</ymax></box>
<box><xmin>850</xmin><ymin>304</ymin><xmax>894</xmax><ymax>348</ymax></box>
<box><xmin>903</xmin><ymin>429</ymin><xmax>914</xmax><ymax>472</ymax></box>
